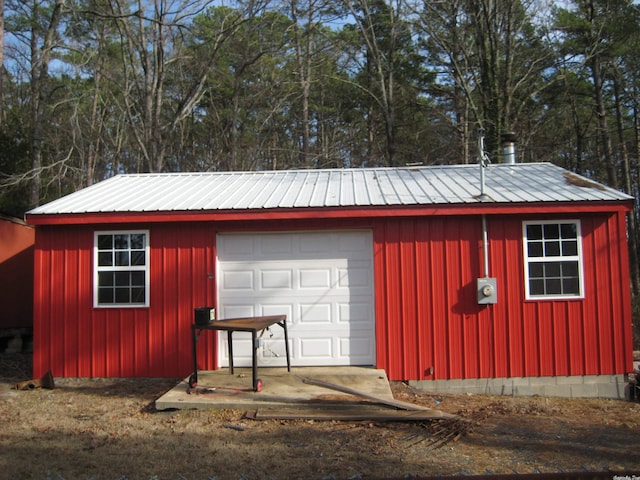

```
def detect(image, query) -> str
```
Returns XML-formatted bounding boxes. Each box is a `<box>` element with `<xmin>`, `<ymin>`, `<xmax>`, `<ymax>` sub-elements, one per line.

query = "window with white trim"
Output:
<box><xmin>523</xmin><ymin>221</ymin><xmax>584</xmax><ymax>300</ymax></box>
<box><xmin>94</xmin><ymin>231</ymin><xmax>149</xmax><ymax>307</ymax></box>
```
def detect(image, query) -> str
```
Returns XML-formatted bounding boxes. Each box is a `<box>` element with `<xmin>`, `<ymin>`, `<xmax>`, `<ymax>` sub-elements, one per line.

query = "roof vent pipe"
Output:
<box><xmin>478</xmin><ymin>129</ymin><xmax>491</xmax><ymax>199</ymax></box>
<box><xmin>501</xmin><ymin>132</ymin><xmax>517</xmax><ymax>164</ymax></box>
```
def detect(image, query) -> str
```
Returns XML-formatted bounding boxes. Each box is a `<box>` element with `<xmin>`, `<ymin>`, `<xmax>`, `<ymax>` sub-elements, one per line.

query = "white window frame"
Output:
<box><xmin>93</xmin><ymin>230</ymin><xmax>150</xmax><ymax>308</ymax></box>
<box><xmin>523</xmin><ymin>220</ymin><xmax>584</xmax><ymax>300</ymax></box>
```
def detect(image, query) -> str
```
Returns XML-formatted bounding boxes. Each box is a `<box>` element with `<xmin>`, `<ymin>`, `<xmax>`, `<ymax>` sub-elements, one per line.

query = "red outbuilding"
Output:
<box><xmin>0</xmin><ymin>213</ymin><xmax>35</xmax><ymax>350</ymax></box>
<box><xmin>26</xmin><ymin>163</ymin><xmax>635</xmax><ymax>398</ymax></box>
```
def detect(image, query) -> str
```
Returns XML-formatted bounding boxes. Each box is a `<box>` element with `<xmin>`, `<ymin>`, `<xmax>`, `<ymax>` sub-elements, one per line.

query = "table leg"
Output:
<box><xmin>227</xmin><ymin>331</ymin><xmax>234</xmax><ymax>375</ymax></box>
<box><xmin>252</xmin><ymin>331</ymin><xmax>258</xmax><ymax>391</ymax></box>
<box><xmin>190</xmin><ymin>325</ymin><xmax>199</xmax><ymax>387</ymax></box>
<box><xmin>282</xmin><ymin>321</ymin><xmax>291</xmax><ymax>372</ymax></box>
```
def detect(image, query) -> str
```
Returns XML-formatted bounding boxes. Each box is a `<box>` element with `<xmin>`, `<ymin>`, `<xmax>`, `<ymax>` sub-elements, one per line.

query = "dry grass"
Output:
<box><xmin>1</xmin><ymin>353</ymin><xmax>640</xmax><ymax>480</ymax></box>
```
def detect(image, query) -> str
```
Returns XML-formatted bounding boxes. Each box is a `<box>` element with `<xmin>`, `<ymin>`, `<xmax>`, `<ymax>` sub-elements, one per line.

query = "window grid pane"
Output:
<box><xmin>96</xmin><ymin>232</ymin><xmax>148</xmax><ymax>306</ymax></box>
<box><xmin>525</xmin><ymin>221</ymin><xmax>582</xmax><ymax>299</ymax></box>
<box><xmin>528</xmin><ymin>261</ymin><xmax>580</xmax><ymax>296</ymax></box>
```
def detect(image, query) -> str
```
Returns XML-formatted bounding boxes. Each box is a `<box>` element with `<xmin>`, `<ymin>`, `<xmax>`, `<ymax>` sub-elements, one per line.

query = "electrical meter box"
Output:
<box><xmin>477</xmin><ymin>277</ymin><xmax>498</xmax><ymax>305</ymax></box>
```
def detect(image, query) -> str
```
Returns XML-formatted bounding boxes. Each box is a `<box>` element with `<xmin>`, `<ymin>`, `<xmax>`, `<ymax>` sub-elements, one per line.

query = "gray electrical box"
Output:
<box><xmin>477</xmin><ymin>277</ymin><xmax>498</xmax><ymax>304</ymax></box>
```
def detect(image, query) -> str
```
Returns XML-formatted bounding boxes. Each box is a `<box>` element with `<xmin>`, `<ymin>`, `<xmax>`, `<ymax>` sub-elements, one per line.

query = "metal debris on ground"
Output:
<box><xmin>223</xmin><ymin>423</ymin><xmax>246</xmax><ymax>431</ymax></box>
<box><xmin>403</xmin><ymin>408</ymin><xmax>490</xmax><ymax>450</ymax></box>
<box><xmin>15</xmin><ymin>370</ymin><xmax>55</xmax><ymax>391</ymax></box>
<box><xmin>246</xmin><ymin>375</ymin><xmax>480</xmax><ymax>451</ymax></box>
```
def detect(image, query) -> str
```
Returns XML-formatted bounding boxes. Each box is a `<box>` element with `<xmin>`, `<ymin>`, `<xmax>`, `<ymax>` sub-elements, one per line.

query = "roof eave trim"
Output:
<box><xmin>25</xmin><ymin>200</ymin><xmax>633</xmax><ymax>226</ymax></box>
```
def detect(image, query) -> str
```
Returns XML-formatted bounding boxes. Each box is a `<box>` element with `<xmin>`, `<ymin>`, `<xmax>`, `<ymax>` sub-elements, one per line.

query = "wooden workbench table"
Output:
<box><xmin>190</xmin><ymin>315</ymin><xmax>290</xmax><ymax>392</ymax></box>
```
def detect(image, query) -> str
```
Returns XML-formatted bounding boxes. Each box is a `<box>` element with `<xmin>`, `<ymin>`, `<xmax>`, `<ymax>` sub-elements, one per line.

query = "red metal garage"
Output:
<box><xmin>26</xmin><ymin>164</ymin><xmax>634</xmax><ymax>396</ymax></box>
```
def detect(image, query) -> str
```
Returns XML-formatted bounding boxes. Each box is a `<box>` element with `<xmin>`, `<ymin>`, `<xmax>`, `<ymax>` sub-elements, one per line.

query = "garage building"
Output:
<box><xmin>26</xmin><ymin>164</ymin><xmax>634</xmax><ymax>397</ymax></box>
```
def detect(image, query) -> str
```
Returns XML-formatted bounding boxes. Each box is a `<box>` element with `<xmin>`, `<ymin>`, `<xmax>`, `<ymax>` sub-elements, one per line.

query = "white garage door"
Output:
<box><xmin>216</xmin><ymin>231</ymin><xmax>375</xmax><ymax>367</ymax></box>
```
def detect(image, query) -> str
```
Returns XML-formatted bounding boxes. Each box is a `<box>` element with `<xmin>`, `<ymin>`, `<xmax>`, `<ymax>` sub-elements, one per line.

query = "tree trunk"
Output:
<box><xmin>29</xmin><ymin>0</ymin><xmax>64</xmax><ymax>208</ymax></box>
<box><xmin>343</xmin><ymin>0</ymin><xmax>399</xmax><ymax>166</ymax></box>
<box><xmin>291</xmin><ymin>0</ymin><xmax>312</xmax><ymax>167</ymax></box>
<box><xmin>613</xmin><ymin>75</ymin><xmax>639</xmax><ymax>294</ymax></box>
<box><xmin>591</xmin><ymin>53</ymin><xmax>617</xmax><ymax>188</ymax></box>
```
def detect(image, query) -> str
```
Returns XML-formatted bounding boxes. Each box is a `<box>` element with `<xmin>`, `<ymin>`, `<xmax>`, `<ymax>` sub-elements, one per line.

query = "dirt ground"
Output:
<box><xmin>1</xmin><ymin>353</ymin><xmax>640</xmax><ymax>480</ymax></box>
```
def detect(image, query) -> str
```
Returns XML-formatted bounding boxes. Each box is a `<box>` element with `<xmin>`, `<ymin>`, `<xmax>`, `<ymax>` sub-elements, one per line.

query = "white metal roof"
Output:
<box><xmin>27</xmin><ymin>163</ymin><xmax>633</xmax><ymax>215</ymax></box>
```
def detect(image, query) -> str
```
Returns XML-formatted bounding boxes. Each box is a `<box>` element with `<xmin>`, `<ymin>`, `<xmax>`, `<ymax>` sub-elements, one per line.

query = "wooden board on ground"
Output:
<box><xmin>247</xmin><ymin>407</ymin><xmax>456</xmax><ymax>421</ymax></box>
<box><xmin>299</xmin><ymin>376</ymin><xmax>449</xmax><ymax>413</ymax></box>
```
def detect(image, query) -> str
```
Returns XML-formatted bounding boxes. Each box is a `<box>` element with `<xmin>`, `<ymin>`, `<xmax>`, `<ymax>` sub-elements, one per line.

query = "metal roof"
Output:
<box><xmin>28</xmin><ymin>163</ymin><xmax>633</xmax><ymax>215</ymax></box>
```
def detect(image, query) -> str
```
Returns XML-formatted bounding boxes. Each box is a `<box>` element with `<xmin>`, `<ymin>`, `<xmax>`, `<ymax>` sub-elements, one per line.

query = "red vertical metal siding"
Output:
<box><xmin>592</xmin><ymin>216</ymin><xmax>613</xmax><ymax>372</ymax></box>
<box><xmin>33</xmin><ymin>223</ymin><xmax>217</xmax><ymax>378</ymax></box>
<box><xmin>399</xmin><ymin>223</ymin><xmax>417</xmax><ymax>378</ymax></box>
<box><xmin>0</xmin><ymin>218</ymin><xmax>34</xmax><ymax>329</ymax></box>
<box><xmin>615</xmin><ymin>210</ymin><xmax>634</xmax><ymax>373</ymax></box>
<box><xmin>374</xmin><ymin>216</ymin><xmax>484</xmax><ymax>381</ymax></box>
<box><xmin>33</xmin><ymin>211</ymin><xmax>632</xmax><ymax>381</ymax></box>
<box><xmin>427</xmin><ymin>218</ymin><xmax>449</xmax><ymax>378</ymax></box>
<box><xmin>374</xmin><ymin>212</ymin><xmax>633</xmax><ymax>382</ymax></box>
<box><xmin>32</xmin><ymin>226</ymin><xmax>92</xmax><ymax>377</ymax></box>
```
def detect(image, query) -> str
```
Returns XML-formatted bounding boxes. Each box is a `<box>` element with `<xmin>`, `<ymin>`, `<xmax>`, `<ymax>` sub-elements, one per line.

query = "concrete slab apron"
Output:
<box><xmin>155</xmin><ymin>366</ymin><xmax>392</xmax><ymax>411</ymax></box>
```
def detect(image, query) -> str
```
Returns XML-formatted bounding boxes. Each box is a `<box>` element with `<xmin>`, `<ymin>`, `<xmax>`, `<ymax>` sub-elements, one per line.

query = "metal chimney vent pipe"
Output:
<box><xmin>501</xmin><ymin>132</ymin><xmax>517</xmax><ymax>164</ymax></box>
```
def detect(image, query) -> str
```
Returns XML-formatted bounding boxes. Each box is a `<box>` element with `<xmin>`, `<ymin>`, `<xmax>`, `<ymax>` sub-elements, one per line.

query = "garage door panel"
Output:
<box><xmin>217</xmin><ymin>231</ymin><xmax>374</xmax><ymax>367</ymax></box>
<box><xmin>222</xmin><ymin>270</ymin><xmax>254</xmax><ymax>290</ymax></box>
<box><xmin>299</xmin><ymin>303</ymin><xmax>332</xmax><ymax>324</ymax></box>
<box><xmin>218</xmin><ymin>235</ymin><xmax>253</xmax><ymax>257</ymax></box>
<box><xmin>299</xmin><ymin>337</ymin><xmax>333</xmax><ymax>360</ymax></box>
<box><xmin>338</xmin><ymin>267</ymin><xmax>372</xmax><ymax>288</ymax></box>
<box><xmin>338</xmin><ymin>302</ymin><xmax>373</xmax><ymax>326</ymax></box>
<box><xmin>299</xmin><ymin>268</ymin><xmax>331</xmax><ymax>289</ymax></box>
<box><xmin>226</xmin><ymin>296</ymin><xmax>368</xmax><ymax>327</ymax></box>
<box><xmin>299</xmin><ymin>233</ymin><xmax>332</xmax><ymax>254</ymax></box>
<box><xmin>339</xmin><ymin>336</ymin><xmax>374</xmax><ymax>360</ymax></box>
<box><xmin>260</xmin><ymin>235</ymin><xmax>293</xmax><ymax>255</ymax></box>
<box><xmin>218</xmin><ymin>334</ymin><xmax>290</xmax><ymax>366</ymax></box>
<box><xmin>338</xmin><ymin>231</ymin><xmax>371</xmax><ymax>252</ymax></box>
<box><xmin>261</xmin><ymin>339</ymin><xmax>288</xmax><ymax>364</ymax></box>
<box><xmin>261</xmin><ymin>269</ymin><xmax>293</xmax><ymax>289</ymax></box>
<box><xmin>261</xmin><ymin>304</ymin><xmax>294</xmax><ymax>318</ymax></box>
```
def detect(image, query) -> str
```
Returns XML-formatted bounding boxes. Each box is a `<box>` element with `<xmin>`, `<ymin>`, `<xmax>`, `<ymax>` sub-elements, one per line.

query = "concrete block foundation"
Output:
<box><xmin>409</xmin><ymin>374</ymin><xmax>629</xmax><ymax>399</ymax></box>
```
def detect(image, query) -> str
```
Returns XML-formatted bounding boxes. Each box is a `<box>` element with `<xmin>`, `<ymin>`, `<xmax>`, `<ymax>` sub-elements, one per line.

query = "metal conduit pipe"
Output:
<box><xmin>482</xmin><ymin>214</ymin><xmax>489</xmax><ymax>278</ymax></box>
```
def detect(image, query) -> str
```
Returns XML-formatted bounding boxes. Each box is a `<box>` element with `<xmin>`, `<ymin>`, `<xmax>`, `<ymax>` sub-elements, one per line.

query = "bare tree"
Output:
<box><xmin>341</xmin><ymin>0</ymin><xmax>408</xmax><ymax>166</ymax></box>
<box><xmin>109</xmin><ymin>0</ymin><xmax>262</xmax><ymax>173</ymax></box>
<box><xmin>28</xmin><ymin>0</ymin><xmax>64</xmax><ymax>207</ymax></box>
<box><xmin>587</xmin><ymin>3</ymin><xmax>617</xmax><ymax>188</ymax></box>
<box><xmin>410</xmin><ymin>0</ymin><xmax>476</xmax><ymax>163</ymax></box>
<box><xmin>412</xmin><ymin>0</ymin><xmax>555</xmax><ymax>160</ymax></box>
<box><xmin>290</xmin><ymin>0</ymin><xmax>313</xmax><ymax>165</ymax></box>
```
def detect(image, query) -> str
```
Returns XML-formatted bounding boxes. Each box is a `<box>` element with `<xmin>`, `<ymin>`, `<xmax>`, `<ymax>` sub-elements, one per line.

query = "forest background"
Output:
<box><xmin>0</xmin><ymin>0</ymin><xmax>639</xmax><ymax>307</ymax></box>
